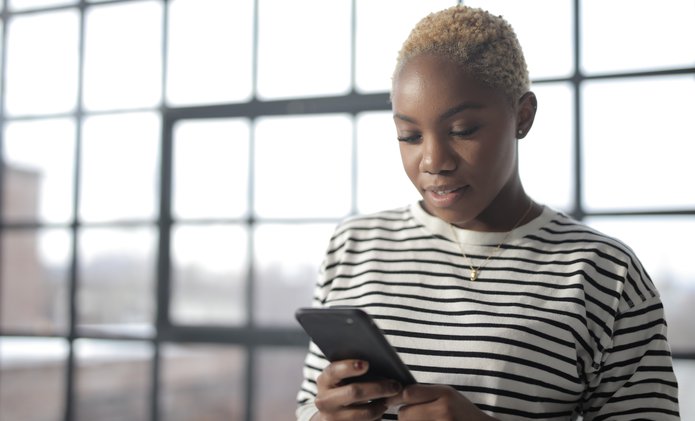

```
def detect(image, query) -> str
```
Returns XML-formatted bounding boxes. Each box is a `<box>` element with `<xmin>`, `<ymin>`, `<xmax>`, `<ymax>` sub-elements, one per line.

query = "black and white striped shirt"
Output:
<box><xmin>296</xmin><ymin>203</ymin><xmax>680</xmax><ymax>420</ymax></box>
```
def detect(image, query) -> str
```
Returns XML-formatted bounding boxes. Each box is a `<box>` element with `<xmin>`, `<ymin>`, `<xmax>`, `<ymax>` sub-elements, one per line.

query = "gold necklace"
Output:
<box><xmin>449</xmin><ymin>200</ymin><xmax>534</xmax><ymax>281</ymax></box>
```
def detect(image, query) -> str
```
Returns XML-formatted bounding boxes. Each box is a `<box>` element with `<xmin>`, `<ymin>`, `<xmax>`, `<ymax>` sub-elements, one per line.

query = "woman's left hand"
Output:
<box><xmin>386</xmin><ymin>384</ymin><xmax>497</xmax><ymax>421</ymax></box>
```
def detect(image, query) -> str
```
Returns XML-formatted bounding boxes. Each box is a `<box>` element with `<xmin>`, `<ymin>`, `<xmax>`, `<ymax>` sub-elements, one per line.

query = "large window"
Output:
<box><xmin>1</xmin><ymin>1</ymin><xmax>693</xmax><ymax>420</ymax></box>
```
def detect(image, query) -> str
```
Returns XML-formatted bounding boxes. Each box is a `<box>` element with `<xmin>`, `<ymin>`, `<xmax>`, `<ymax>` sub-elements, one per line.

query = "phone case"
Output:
<box><xmin>295</xmin><ymin>307</ymin><xmax>416</xmax><ymax>385</ymax></box>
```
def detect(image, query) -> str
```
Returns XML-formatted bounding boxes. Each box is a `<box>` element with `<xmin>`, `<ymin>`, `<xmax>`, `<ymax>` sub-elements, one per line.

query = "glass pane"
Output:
<box><xmin>354</xmin><ymin>0</ymin><xmax>454</xmax><ymax>93</ymax></box>
<box><xmin>0</xmin><ymin>337</ymin><xmax>68</xmax><ymax>421</ymax></box>
<box><xmin>3</xmin><ymin>118</ymin><xmax>76</xmax><ymax>223</ymax></box>
<box><xmin>584</xmin><ymin>216</ymin><xmax>695</xmax><ymax>353</ymax></box>
<box><xmin>519</xmin><ymin>82</ymin><xmax>574</xmax><ymax>212</ymax></box>
<box><xmin>253</xmin><ymin>347</ymin><xmax>306</xmax><ymax>421</ymax></box>
<box><xmin>166</xmin><ymin>0</ymin><xmax>253</xmax><ymax>106</ymax></box>
<box><xmin>355</xmin><ymin>111</ymin><xmax>419</xmax><ymax>213</ymax></box>
<box><xmin>253</xmin><ymin>223</ymin><xmax>334</xmax><ymax>326</ymax></box>
<box><xmin>173</xmin><ymin>119</ymin><xmax>250</xmax><ymax>219</ymax></box>
<box><xmin>674</xmin><ymin>359</ymin><xmax>695</xmax><ymax>421</ymax></box>
<box><xmin>83</xmin><ymin>1</ymin><xmax>162</xmax><ymax>111</ymax></box>
<box><xmin>581</xmin><ymin>0</ymin><xmax>695</xmax><ymax>74</ymax></box>
<box><xmin>5</xmin><ymin>10</ymin><xmax>79</xmax><ymax>116</ymax></box>
<box><xmin>74</xmin><ymin>339</ymin><xmax>152</xmax><ymax>421</ymax></box>
<box><xmin>0</xmin><ymin>20</ymin><xmax>3</xmax><ymax>78</ymax></box>
<box><xmin>77</xmin><ymin>227</ymin><xmax>157</xmax><ymax>337</ymax></box>
<box><xmin>465</xmin><ymin>0</ymin><xmax>574</xmax><ymax>80</ymax></box>
<box><xmin>161</xmin><ymin>344</ymin><xmax>246</xmax><ymax>421</ymax></box>
<box><xmin>80</xmin><ymin>112</ymin><xmax>160</xmax><ymax>222</ymax></box>
<box><xmin>1</xmin><ymin>228</ymin><xmax>71</xmax><ymax>334</ymax></box>
<box><xmin>9</xmin><ymin>0</ymin><xmax>76</xmax><ymax>10</ymax></box>
<box><xmin>170</xmin><ymin>224</ymin><xmax>248</xmax><ymax>326</ymax></box>
<box><xmin>254</xmin><ymin>114</ymin><xmax>352</xmax><ymax>219</ymax></box>
<box><xmin>257</xmin><ymin>0</ymin><xmax>351</xmax><ymax>99</ymax></box>
<box><xmin>581</xmin><ymin>76</ymin><xmax>695</xmax><ymax>211</ymax></box>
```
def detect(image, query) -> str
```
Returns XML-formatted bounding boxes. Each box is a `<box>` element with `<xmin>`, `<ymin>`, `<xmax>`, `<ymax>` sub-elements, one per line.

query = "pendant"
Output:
<box><xmin>470</xmin><ymin>269</ymin><xmax>478</xmax><ymax>281</ymax></box>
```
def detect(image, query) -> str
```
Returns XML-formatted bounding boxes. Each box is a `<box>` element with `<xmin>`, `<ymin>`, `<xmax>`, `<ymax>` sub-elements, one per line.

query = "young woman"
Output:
<box><xmin>296</xmin><ymin>5</ymin><xmax>680</xmax><ymax>420</ymax></box>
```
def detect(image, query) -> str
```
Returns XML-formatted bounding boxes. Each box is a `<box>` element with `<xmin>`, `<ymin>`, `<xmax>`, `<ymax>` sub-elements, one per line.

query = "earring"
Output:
<box><xmin>517</xmin><ymin>129</ymin><xmax>523</xmax><ymax>136</ymax></box>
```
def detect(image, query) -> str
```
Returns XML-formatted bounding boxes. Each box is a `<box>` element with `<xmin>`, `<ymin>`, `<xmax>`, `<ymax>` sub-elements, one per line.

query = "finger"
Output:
<box><xmin>397</xmin><ymin>384</ymin><xmax>444</xmax><ymax>405</ymax></box>
<box><xmin>316</xmin><ymin>399</ymin><xmax>388</xmax><ymax>421</ymax></box>
<box><xmin>317</xmin><ymin>360</ymin><xmax>369</xmax><ymax>389</ymax></box>
<box><xmin>338</xmin><ymin>380</ymin><xmax>403</xmax><ymax>404</ymax></box>
<box><xmin>315</xmin><ymin>379</ymin><xmax>402</xmax><ymax>413</ymax></box>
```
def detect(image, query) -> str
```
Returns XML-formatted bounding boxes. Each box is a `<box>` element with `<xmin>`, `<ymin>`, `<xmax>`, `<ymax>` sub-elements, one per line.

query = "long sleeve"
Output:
<box><xmin>581</xmin><ymin>296</ymin><xmax>680</xmax><ymax>420</ymax></box>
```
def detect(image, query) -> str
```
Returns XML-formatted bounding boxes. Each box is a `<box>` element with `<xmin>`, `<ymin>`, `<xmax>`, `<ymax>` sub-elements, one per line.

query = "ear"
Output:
<box><xmin>515</xmin><ymin>91</ymin><xmax>537</xmax><ymax>139</ymax></box>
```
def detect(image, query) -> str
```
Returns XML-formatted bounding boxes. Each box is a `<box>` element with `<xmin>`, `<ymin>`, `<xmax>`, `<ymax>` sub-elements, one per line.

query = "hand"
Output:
<box><xmin>386</xmin><ymin>384</ymin><xmax>497</xmax><ymax>421</ymax></box>
<box><xmin>311</xmin><ymin>359</ymin><xmax>403</xmax><ymax>421</ymax></box>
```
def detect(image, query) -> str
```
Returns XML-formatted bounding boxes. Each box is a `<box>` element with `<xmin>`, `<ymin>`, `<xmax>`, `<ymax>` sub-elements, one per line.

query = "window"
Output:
<box><xmin>1</xmin><ymin>1</ymin><xmax>694</xmax><ymax>420</ymax></box>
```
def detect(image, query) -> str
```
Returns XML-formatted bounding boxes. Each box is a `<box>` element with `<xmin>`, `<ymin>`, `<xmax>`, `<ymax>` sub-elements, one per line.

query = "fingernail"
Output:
<box><xmin>353</xmin><ymin>360</ymin><xmax>364</xmax><ymax>370</ymax></box>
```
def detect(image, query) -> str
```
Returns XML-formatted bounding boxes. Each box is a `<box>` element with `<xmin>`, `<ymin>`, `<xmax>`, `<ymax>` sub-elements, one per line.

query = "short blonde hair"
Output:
<box><xmin>394</xmin><ymin>5</ymin><xmax>529</xmax><ymax>104</ymax></box>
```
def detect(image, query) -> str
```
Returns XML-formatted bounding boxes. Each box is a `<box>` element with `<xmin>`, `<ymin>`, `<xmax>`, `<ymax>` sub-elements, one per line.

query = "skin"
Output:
<box><xmin>393</xmin><ymin>53</ymin><xmax>539</xmax><ymax>232</ymax></box>
<box><xmin>310</xmin><ymin>53</ymin><xmax>539</xmax><ymax>420</ymax></box>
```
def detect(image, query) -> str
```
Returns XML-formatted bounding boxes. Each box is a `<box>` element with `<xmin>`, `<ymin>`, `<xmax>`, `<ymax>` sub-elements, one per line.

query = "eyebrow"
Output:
<box><xmin>393</xmin><ymin>101</ymin><xmax>484</xmax><ymax>124</ymax></box>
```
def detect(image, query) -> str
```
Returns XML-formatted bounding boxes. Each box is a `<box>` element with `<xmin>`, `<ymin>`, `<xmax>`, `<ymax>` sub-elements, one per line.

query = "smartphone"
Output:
<box><xmin>295</xmin><ymin>307</ymin><xmax>416</xmax><ymax>386</ymax></box>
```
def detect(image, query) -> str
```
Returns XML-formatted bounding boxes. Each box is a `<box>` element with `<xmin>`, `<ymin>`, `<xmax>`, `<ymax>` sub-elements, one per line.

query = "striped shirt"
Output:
<box><xmin>296</xmin><ymin>203</ymin><xmax>680</xmax><ymax>420</ymax></box>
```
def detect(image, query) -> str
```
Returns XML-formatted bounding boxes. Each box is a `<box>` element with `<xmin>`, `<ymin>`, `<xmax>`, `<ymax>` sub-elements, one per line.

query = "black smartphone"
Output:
<box><xmin>295</xmin><ymin>307</ymin><xmax>416</xmax><ymax>386</ymax></box>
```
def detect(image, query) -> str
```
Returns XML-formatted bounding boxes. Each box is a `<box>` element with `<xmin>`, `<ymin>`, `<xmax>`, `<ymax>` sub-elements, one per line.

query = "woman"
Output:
<box><xmin>296</xmin><ymin>5</ymin><xmax>680</xmax><ymax>420</ymax></box>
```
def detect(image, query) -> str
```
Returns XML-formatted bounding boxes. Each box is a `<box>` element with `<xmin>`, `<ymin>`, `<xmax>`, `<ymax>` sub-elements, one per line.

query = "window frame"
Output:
<box><xmin>0</xmin><ymin>1</ymin><xmax>693</xmax><ymax>421</ymax></box>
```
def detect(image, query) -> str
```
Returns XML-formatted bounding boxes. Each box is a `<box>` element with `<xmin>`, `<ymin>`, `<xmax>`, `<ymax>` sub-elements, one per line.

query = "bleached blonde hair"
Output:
<box><xmin>394</xmin><ymin>5</ymin><xmax>530</xmax><ymax>104</ymax></box>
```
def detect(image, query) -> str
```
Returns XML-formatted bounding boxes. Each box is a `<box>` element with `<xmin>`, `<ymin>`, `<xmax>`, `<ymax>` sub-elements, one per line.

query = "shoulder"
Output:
<box><xmin>329</xmin><ymin>204</ymin><xmax>427</xmax><ymax>245</ymax></box>
<box><xmin>532</xmin><ymin>207</ymin><xmax>658</xmax><ymax>310</ymax></box>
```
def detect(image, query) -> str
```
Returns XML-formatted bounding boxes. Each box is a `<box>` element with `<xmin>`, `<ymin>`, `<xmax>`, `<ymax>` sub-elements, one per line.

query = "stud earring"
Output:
<box><xmin>517</xmin><ymin>129</ymin><xmax>523</xmax><ymax>136</ymax></box>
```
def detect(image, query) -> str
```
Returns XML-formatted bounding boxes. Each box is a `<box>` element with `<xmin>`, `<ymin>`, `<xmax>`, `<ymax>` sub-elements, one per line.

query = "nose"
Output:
<box><xmin>419</xmin><ymin>134</ymin><xmax>457</xmax><ymax>174</ymax></box>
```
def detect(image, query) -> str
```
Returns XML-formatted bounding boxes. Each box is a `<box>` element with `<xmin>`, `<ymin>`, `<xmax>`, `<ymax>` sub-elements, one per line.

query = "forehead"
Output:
<box><xmin>392</xmin><ymin>54</ymin><xmax>509</xmax><ymax>114</ymax></box>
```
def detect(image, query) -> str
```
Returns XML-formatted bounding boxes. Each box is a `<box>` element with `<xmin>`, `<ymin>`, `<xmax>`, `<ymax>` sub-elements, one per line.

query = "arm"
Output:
<box><xmin>581</xmin><ymin>296</ymin><xmax>679</xmax><ymax>420</ymax></box>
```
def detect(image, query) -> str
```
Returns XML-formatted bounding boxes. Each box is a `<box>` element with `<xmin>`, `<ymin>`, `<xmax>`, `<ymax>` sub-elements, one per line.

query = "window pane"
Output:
<box><xmin>581</xmin><ymin>0</ymin><xmax>695</xmax><ymax>74</ymax></box>
<box><xmin>173</xmin><ymin>119</ymin><xmax>250</xmax><ymax>219</ymax></box>
<box><xmin>83</xmin><ymin>1</ymin><xmax>162</xmax><ymax>111</ymax></box>
<box><xmin>355</xmin><ymin>111</ymin><xmax>419</xmax><ymax>213</ymax></box>
<box><xmin>257</xmin><ymin>0</ymin><xmax>351</xmax><ymax>99</ymax></box>
<box><xmin>519</xmin><ymin>82</ymin><xmax>574</xmax><ymax>212</ymax></box>
<box><xmin>9</xmin><ymin>0</ymin><xmax>76</xmax><ymax>10</ymax></box>
<box><xmin>0</xmin><ymin>337</ymin><xmax>68</xmax><ymax>421</ymax></box>
<box><xmin>80</xmin><ymin>112</ymin><xmax>160</xmax><ymax>222</ymax></box>
<box><xmin>75</xmin><ymin>339</ymin><xmax>152</xmax><ymax>421</ymax></box>
<box><xmin>254</xmin><ymin>114</ymin><xmax>352</xmax><ymax>219</ymax></box>
<box><xmin>253</xmin><ymin>223</ymin><xmax>334</xmax><ymax>326</ymax></box>
<box><xmin>166</xmin><ymin>0</ymin><xmax>253</xmax><ymax>105</ymax></box>
<box><xmin>161</xmin><ymin>344</ymin><xmax>246</xmax><ymax>421</ymax></box>
<box><xmin>77</xmin><ymin>227</ymin><xmax>157</xmax><ymax>337</ymax></box>
<box><xmin>581</xmin><ymin>76</ymin><xmax>695</xmax><ymax>211</ymax></box>
<box><xmin>3</xmin><ymin>118</ymin><xmax>75</xmax><ymax>223</ymax></box>
<box><xmin>5</xmin><ymin>10</ymin><xmax>79</xmax><ymax>116</ymax></box>
<box><xmin>465</xmin><ymin>0</ymin><xmax>574</xmax><ymax>80</ymax></box>
<box><xmin>170</xmin><ymin>224</ymin><xmax>248</xmax><ymax>326</ymax></box>
<box><xmin>673</xmin><ymin>359</ymin><xmax>695</xmax><ymax>421</ymax></box>
<box><xmin>1</xmin><ymin>228</ymin><xmax>71</xmax><ymax>334</ymax></box>
<box><xmin>355</xmin><ymin>0</ymin><xmax>454</xmax><ymax>93</ymax></box>
<box><xmin>253</xmin><ymin>347</ymin><xmax>306</xmax><ymax>421</ymax></box>
<box><xmin>585</xmin><ymin>216</ymin><xmax>695</xmax><ymax>353</ymax></box>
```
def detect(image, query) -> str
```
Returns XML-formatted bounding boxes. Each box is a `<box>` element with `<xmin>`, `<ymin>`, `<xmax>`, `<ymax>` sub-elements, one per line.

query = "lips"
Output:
<box><xmin>423</xmin><ymin>185</ymin><xmax>468</xmax><ymax>208</ymax></box>
<box><xmin>431</xmin><ymin>187</ymin><xmax>459</xmax><ymax>195</ymax></box>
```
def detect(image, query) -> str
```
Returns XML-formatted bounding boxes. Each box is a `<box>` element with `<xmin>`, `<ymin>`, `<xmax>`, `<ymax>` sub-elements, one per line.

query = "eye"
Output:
<box><xmin>450</xmin><ymin>126</ymin><xmax>479</xmax><ymax>138</ymax></box>
<box><xmin>397</xmin><ymin>133</ymin><xmax>422</xmax><ymax>143</ymax></box>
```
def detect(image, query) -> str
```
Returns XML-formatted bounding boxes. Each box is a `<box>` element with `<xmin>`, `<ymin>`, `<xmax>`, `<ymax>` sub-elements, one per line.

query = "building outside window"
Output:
<box><xmin>0</xmin><ymin>1</ymin><xmax>693</xmax><ymax>420</ymax></box>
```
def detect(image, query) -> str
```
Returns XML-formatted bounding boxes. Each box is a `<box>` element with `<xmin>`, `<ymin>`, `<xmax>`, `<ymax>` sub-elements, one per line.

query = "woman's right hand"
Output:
<box><xmin>311</xmin><ymin>359</ymin><xmax>403</xmax><ymax>421</ymax></box>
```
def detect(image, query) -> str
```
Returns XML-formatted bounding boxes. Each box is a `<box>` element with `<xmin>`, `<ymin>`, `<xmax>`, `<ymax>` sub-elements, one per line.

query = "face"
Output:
<box><xmin>392</xmin><ymin>54</ymin><xmax>533</xmax><ymax>230</ymax></box>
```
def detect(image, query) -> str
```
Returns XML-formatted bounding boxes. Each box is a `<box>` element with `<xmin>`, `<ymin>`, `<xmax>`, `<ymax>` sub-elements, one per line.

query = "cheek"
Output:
<box><xmin>399</xmin><ymin>145</ymin><xmax>420</xmax><ymax>181</ymax></box>
<box><xmin>480</xmin><ymin>139</ymin><xmax>517</xmax><ymax>181</ymax></box>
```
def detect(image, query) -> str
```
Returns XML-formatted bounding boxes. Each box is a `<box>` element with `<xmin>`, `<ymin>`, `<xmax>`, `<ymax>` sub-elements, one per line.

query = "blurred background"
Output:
<box><xmin>0</xmin><ymin>0</ymin><xmax>693</xmax><ymax>420</ymax></box>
